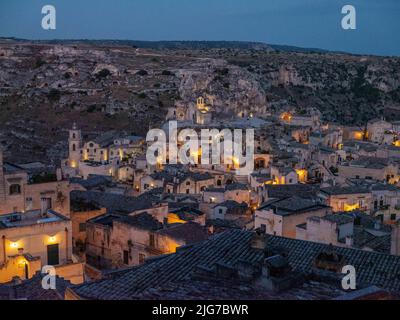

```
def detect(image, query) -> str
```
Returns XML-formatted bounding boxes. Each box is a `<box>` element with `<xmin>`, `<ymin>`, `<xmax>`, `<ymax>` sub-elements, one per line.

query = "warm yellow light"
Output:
<box><xmin>167</xmin><ymin>213</ymin><xmax>186</xmax><ymax>225</ymax></box>
<box><xmin>354</xmin><ymin>131</ymin><xmax>364</xmax><ymax>140</ymax></box>
<box><xmin>296</xmin><ymin>169</ymin><xmax>307</xmax><ymax>183</ymax></box>
<box><xmin>10</xmin><ymin>242</ymin><xmax>18</xmax><ymax>248</ymax></box>
<box><xmin>394</xmin><ymin>141</ymin><xmax>400</xmax><ymax>147</ymax></box>
<box><xmin>280</xmin><ymin>112</ymin><xmax>292</xmax><ymax>123</ymax></box>
<box><xmin>18</xmin><ymin>257</ymin><xmax>28</xmax><ymax>268</ymax></box>
<box><xmin>273</xmin><ymin>177</ymin><xmax>285</xmax><ymax>185</ymax></box>
<box><xmin>344</xmin><ymin>203</ymin><xmax>359</xmax><ymax>212</ymax></box>
<box><xmin>70</xmin><ymin>160</ymin><xmax>77</xmax><ymax>168</ymax></box>
<box><xmin>48</xmin><ymin>236</ymin><xmax>57</xmax><ymax>243</ymax></box>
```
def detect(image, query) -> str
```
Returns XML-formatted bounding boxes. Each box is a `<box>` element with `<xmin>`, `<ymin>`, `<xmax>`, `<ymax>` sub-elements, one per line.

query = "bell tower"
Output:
<box><xmin>196</xmin><ymin>97</ymin><xmax>205</xmax><ymax>109</ymax></box>
<box><xmin>68</xmin><ymin>123</ymin><xmax>82</xmax><ymax>168</ymax></box>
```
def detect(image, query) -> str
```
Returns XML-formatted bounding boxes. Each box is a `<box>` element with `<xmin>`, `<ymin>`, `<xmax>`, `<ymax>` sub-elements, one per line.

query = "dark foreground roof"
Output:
<box><xmin>70</xmin><ymin>229</ymin><xmax>400</xmax><ymax>299</ymax></box>
<box><xmin>0</xmin><ymin>272</ymin><xmax>71</xmax><ymax>300</ymax></box>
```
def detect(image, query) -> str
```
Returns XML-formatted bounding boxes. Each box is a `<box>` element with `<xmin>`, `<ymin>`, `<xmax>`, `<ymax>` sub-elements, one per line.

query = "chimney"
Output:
<box><xmin>250</xmin><ymin>231</ymin><xmax>267</xmax><ymax>251</ymax></box>
<box><xmin>256</xmin><ymin>254</ymin><xmax>304</xmax><ymax>292</ymax></box>
<box><xmin>345</xmin><ymin>236</ymin><xmax>353</xmax><ymax>247</ymax></box>
<box><xmin>313</xmin><ymin>244</ymin><xmax>345</xmax><ymax>273</ymax></box>
<box><xmin>391</xmin><ymin>221</ymin><xmax>400</xmax><ymax>256</ymax></box>
<box><xmin>11</xmin><ymin>276</ymin><xmax>22</xmax><ymax>285</ymax></box>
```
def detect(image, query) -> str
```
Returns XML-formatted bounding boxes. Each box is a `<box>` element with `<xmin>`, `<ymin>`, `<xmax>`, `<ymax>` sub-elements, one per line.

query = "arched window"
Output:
<box><xmin>9</xmin><ymin>184</ymin><xmax>21</xmax><ymax>195</ymax></box>
<box><xmin>72</xmin><ymin>144</ymin><xmax>76</xmax><ymax>151</ymax></box>
<box><xmin>72</xmin><ymin>133</ymin><xmax>76</xmax><ymax>139</ymax></box>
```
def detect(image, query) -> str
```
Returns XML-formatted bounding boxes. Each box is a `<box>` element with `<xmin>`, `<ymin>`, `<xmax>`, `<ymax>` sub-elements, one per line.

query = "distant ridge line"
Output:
<box><xmin>0</xmin><ymin>37</ymin><xmax>352</xmax><ymax>55</ymax></box>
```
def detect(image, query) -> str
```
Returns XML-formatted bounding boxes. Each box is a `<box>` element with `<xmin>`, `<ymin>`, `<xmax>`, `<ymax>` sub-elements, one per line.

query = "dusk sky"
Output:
<box><xmin>0</xmin><ymin>0</ymin><xmax>399</xmax><ymax>56</ymax></box>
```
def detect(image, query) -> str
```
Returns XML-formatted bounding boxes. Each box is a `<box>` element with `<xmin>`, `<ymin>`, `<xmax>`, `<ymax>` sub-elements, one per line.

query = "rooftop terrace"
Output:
<box><xmin>0</xmin><ymin>209</ymin><xmax>68</xmax><ymax>229</ymax></box>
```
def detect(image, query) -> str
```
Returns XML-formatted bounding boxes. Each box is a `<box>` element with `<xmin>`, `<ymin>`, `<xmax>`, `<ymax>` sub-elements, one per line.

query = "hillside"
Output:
<box><xmin>0</xmin><ymin>39</ymin><xmax>399</xmax><ymax>164</ymax></box>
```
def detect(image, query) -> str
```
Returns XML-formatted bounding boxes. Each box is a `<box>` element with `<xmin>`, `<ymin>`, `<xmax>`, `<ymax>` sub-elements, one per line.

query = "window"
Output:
<box><xmin>72</xmin><ymin>144</ymin><xmax>76</xmax><ymax>151</ymax></box>
<box><xmin>72</xmin><ymin>133</ymin><xmax>76</xmax><ymax>139</ymax></box>
<box><xmin>123</xmin><ymin>250</ymin><xmax>129</xmax><ymax>265</ymax></box>
<box><xmin>149</xmin><ymin>234</ymin><xmax>155</xmax><ymax>248</ymax></box>
<box><xmin>218</xmin><ymin>208</ymin><xmax>223</xmax><ymax>214</ymax></box>
<box><xmin>41</xmin><ymin>197</ymin><xmax>52</xmax><ymax>212</ymax></box>
<box><xmin>79</xmin><ymin>223</ymin><xmax>86</xmax><ymax>232</ymax></box>
<box><xmin>25</xmin><ymin>197</ymin><xmax>33</xmax><ymax>210</ymax></box>
<box><xmin>391</xmin><ymin>214</ymin><xmax>397</xmax><ymax>221</ymax></box>
<box><xmin>186</xmin><ymin>181</ymin><xmax>190</xmax><ymax>185</ymax></box>
<box><xmin>89</xmin><ymin>143</ymin><xmax>94</xmax><ymax>148</ymax></box>
<box><xmin>139</xmin><ymin>253</ymin><xmax>146</xmax><ymax>264</ymax></box>
<box><xmin>9</xmin><ymin>184</ymin><xmax>21</xmax><ymax>195</ymax></box>
<box><xmin>186</xmin><ymin>189</ymin><xmax>190</xmax><ymax>194</ymax></box>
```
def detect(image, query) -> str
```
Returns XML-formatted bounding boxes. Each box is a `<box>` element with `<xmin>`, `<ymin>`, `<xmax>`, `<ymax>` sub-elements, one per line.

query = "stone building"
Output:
<box><xmin>0</xmin><ymin>209</ymin><xmax>83</xmax><ymax>284</ymax></box>
<box><xmin>254</xmin><ymin>196</ymin><xmax>332</xmax><ymax>238</ymax></box>
<box><xmin>0</xmin><ymin>150</ymin><xmax>72</xmax><ymax>217</ymax></box>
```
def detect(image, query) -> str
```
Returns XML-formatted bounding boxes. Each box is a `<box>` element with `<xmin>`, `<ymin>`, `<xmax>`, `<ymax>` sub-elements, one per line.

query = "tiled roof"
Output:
<box><xmin>136</xmin><ymin>277</ymin><xmax>345</xmax><ymax>300</ymax></box>
<box><xmin>225</xmin><ymin>183</ymin><xmax>249</xmax><ymax>191</ymax></box>
<box><xmin>263</xmin><ymin>184</ymin><xmax>319</xmax><ymax>199</ymax></box>
<box><xmin>348</xmin><ymin>157</ymin><xmax>390</xmax><ymax>169</ymax></box>
<box><xmin>213</xmin><ymin>200</ymin><xmax>248</xmax><ymax>210</ymax></box>
<box><xmin>117</xmin><ymin>213</ymin><xmax>163</xmax><ymax>231</ymax></box>
<box><xmin>70</xmin><ymin>175</ymin><xmax>113</xmax><ymax>189</ymax></box>
<box><xmin>320</xmin><ymin>186</ymin><xmax>370</xmax><ymax>196</ymax></box>
<box><xmin>89</xmin><ymin>212</ymin><xmax>163</xmax><ymax>231</ymax></box>
<box><xmin>258</xmin><ymin>196</ymin><xmax>329</xmax><ymax>216</ymax></box>
<box><xmin>156</xmin><ymin>222</ymin><xmax>209</xmax><ymax>244</ymax></box>
<box><xmin>321</xmin><ymin>214</ymin><xmax>354</xmax><ymax>225</ymax></box>
<box><xmin>169</xmin><ymin>207</ymin><xmax>204</xmax><ymax>220</ymax></box>
<box><xmin>0</xmin><ymin>272</ymin><xmax>71</xmax><ymax>300</ymax></box>
<box><xmin>70</xmin><ymin>229</ymin><xmax>400</xmax><ymax>299</ymax></box>
<box><xmin>70</xmin><ymin>190</ymin><xmax>160</xmax><ymax>214</ymax></box>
